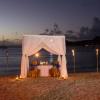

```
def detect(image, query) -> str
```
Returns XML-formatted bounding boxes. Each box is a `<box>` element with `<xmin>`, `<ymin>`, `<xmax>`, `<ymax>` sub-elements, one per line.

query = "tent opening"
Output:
<box><xmin>28</xmin><ymin>48</ymin><xmax>61</xmax><ymax>77</ymax></box>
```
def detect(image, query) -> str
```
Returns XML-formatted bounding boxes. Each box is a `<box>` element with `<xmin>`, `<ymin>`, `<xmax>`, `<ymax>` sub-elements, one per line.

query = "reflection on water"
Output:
<box><xmin>0</xmin><ymin>46</ymin><xmax>100</xmax><ymax>75</ymax></box>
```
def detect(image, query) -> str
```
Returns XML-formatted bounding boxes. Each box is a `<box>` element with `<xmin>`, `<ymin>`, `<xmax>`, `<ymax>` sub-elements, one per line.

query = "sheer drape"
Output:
<box><xmin>20</xmin><ymin>35</ymin><xmax>68</xmax><ymax>79</ymax></box>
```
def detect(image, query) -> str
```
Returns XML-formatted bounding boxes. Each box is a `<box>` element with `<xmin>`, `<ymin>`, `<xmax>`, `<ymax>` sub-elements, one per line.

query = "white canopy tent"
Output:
<box><xmin>20</xmin><ymin>35</ymin><xmax>68</xmax><ymax>79</ymax></box>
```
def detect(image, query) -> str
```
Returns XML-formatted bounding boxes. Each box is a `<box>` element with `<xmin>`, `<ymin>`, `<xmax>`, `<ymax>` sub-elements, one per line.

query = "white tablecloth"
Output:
<box><xmin>37</xmin><ymin>65</ymin><xmax>52</xmax><ymax>77</ymax></box>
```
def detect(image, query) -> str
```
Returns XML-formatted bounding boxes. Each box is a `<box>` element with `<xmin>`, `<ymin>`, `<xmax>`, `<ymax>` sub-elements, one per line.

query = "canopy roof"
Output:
<box><xmin>22</xmin><ymin>35</ymin><xmax>66</xmax><ymax>56</ymax></box>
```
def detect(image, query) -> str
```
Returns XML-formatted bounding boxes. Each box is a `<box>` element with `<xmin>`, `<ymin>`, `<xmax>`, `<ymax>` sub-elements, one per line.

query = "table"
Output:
<box><xmin>37</xmin><ymin>65</ymin><xmax>52</xmax><ymax>77</ymax></box>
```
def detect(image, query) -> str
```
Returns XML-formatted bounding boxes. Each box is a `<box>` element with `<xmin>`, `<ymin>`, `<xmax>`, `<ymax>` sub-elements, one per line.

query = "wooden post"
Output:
<box><xmin>96</xmin><ymin>49</ymin><xmax>99</xmax><ymax>72</ymax></box>
<box><xmin>6</xmin><ymin>48</ymin><xmax>9</xmax><ymax>72</ymax></box>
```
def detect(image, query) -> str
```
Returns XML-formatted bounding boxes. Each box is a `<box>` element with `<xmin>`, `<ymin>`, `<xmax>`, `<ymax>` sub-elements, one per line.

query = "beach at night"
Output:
<box><xmin>0</xmin><ymin>73</ymin><xmax>100</xmax><ymax>100</ymax></box>
<box><xmin>0</xmin><ymin>0</ymin><xmax>100</xmax><ymax>100</ymax></box>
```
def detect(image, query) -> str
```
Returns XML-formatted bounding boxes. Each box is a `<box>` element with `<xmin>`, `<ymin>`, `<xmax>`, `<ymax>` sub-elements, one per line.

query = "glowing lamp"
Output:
<box><xmin>72</xmin><ymin>49</ymin><xmax>75</xmax><ymax>56</ymax></box>
<box><xmin>16</xmin><ymin>75</ymin><xmax>19</xmax><ymax>80</ymax></box>
<box><xmin>35</xmin><ymin>53</ymin><xmax>39</xmax><ymax>57</ymax></box>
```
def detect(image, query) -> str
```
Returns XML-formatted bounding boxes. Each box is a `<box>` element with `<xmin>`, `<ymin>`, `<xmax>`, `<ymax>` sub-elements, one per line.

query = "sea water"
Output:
<box><xmin>0</xmin><ymin>46</ymin><xmax>100</xmax><ymax>75</ymax></box>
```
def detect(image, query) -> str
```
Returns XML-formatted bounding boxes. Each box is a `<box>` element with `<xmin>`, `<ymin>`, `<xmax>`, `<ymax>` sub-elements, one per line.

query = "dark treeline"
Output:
<box><xmin>41</xmin><ymin>17</ymin><xmax>100</xmax><ymax>41</ymax></box>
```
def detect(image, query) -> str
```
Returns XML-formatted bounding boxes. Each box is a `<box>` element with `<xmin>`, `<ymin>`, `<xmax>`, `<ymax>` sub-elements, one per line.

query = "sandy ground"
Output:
<box><xmin>0</xmin><ymin>72</ymin><xmax>100</xmax><ymax>100</ymax></box>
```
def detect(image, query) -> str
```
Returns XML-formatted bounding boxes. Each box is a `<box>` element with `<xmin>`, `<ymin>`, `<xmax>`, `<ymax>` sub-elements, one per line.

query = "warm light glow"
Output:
<box><xmin>96</xmin><ymin>48</ymin><xmax>99</xmax><ymax>55</ymax></box>
<box><xmin>40</xmin><ymin>61</ymin><xmax>48</xmax><ymax>65</ymax></box>
<box><xmin>59</xmin><ymin>75</ymin><xmax>67</xmax><ymax>80</ymax></box>
<box><xmin>72</xmin><ymin>49</ymin><xmax>75</xmax><ymax>56</ymax></box>
<box><xmin>50</xmin><ymin>39</ymin><xmax>53</xmax><ymax>42</ymax></box>
<box><xmin>35</xmin><ymin>53</ymin><xmax>39</xmax><ymax>57</ymax></box>
<box><xmin>16</xmin><ymin>75</ymin><xmax>19</xmax><ymax>80</ymax></box>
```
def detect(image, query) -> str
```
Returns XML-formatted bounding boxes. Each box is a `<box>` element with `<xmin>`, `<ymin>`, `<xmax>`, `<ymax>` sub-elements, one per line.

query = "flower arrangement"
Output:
<box><xmin>27</xmin><ymin>68</ymin><xmax>40</xmax><ymax>78</ymax></box>
<box><xmin>49</xmin><ymin>67</ymin><xmax>60</xmax><ymax>77</ymax></box>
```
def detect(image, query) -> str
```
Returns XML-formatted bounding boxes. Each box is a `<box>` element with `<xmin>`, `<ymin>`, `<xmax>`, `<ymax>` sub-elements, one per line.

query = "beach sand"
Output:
<box><xmin>0</xmin><ymin>72</ymin><xmax>100</xmax><ymax>100</ymax></box>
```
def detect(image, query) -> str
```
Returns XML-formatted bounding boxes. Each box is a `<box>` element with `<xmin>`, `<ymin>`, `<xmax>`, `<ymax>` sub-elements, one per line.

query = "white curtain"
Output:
<box><xmin>60</xmin><ymin>55</ymin><xmax>68</xmax><ymax>78</ymax></box>
<box><xmin>20</xmin><ymin>35</ymin><xmax>68</xmax><ymax>79</ymax></box>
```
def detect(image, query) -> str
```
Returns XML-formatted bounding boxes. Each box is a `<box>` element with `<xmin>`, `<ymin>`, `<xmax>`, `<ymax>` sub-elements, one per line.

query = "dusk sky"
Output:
<box><xmin>0</xmin><ymin>0</ymin><xmax>100</xmax><ymax>40</ymax></box>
